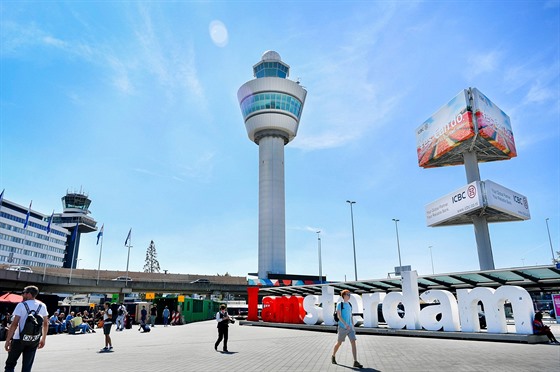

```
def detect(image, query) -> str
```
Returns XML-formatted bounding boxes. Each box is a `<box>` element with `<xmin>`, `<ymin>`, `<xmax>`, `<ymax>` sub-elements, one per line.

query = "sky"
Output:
<box><xmin>1</xmin><ymin>1</ymin><xmax>559</xmax><ymax>282</ymax></box>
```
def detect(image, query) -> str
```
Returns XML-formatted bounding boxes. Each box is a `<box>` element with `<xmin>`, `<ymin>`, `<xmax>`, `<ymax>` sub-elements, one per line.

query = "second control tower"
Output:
<box><xmin>237</xmin><ymin>51</ymin><xmax>307</xmax><ymax>279</ymax></box>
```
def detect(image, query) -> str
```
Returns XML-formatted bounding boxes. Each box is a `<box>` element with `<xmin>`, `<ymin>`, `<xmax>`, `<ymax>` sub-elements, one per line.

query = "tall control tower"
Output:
<box><xmin>237</xmin><ymin>51</ymin><xmax>307</xmax><ymax>279</ymax></box>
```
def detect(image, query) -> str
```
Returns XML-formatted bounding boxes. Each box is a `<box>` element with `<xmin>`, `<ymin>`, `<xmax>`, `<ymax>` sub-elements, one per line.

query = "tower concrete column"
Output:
<box><xmin>258</xmin><ymin>135</ymin><xmax>286</xmax><ymax>277</ymax></box>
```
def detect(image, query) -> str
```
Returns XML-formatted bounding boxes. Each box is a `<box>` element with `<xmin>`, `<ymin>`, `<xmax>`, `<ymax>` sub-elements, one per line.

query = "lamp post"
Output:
<box><xmin>545</xmin><ymin>218</ymin><xmax>555</xmax><ymax>264</ymax></box>
<box><xmin>428</xmin><ymin>245</ymin><xmax>434</xmax><ymax>274</ymax></box>
<box><xmin>346</xmin><ymin>200</ymin><xmax>358</xmax><ymax>281</ymax></box>
<box><xmin>316</xmin><ymin>231</ymin><xmax>322</xmax><ymax>284</ymax></box>
<box><xmin>392</xmin><ymin>219</ymin><xmax>402</xmax><ymax>272</ymax></box>
<box><xmin>77</xmin><ymin>258</ymin><xmax>82</xmax><ymax>269</ymax></box>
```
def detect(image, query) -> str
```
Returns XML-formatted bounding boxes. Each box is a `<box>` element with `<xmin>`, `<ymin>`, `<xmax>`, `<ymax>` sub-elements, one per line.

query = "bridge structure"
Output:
<box><xmin>0</xmin><ymin>266</ymin><xmax>248</xmax><ymax>297</ymax></box>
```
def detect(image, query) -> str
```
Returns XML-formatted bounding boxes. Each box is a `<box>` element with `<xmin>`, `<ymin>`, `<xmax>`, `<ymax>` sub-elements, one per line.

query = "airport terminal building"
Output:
<box><xmin>0</xmin><ymin>198</ymin><xmax>67</xmax><ymax>267</ymax></box>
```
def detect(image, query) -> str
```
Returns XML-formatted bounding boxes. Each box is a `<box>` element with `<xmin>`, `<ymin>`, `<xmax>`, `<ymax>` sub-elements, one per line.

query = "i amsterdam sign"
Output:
<box><xmin>247</xmin><ymin>271</ymin><xmax>535</xmax><ymax>335</ymax></box>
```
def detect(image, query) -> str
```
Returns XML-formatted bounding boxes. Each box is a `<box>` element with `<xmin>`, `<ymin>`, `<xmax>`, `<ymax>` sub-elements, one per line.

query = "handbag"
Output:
<box><xmin>97</xmin><ymin>320</ymin><xmax>104</xmax><ymax>328</ymax></box>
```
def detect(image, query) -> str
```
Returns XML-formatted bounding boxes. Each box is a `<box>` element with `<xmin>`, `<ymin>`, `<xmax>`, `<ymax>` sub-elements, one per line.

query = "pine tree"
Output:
<box><xmin>143</xmin><ymin>240</ymin><xmax>161</xmax><ymax>273</ymax></box>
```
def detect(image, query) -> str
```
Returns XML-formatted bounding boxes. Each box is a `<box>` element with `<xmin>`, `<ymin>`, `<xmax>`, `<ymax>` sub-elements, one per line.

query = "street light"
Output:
<box><xmin>545</xmin><ymin>218</ymin><xmax>555</xmax><ymax>264</ymax></box>
<box><xmin>316</xmin><ymin>231</ymin><xmax>322</xmax><ymax>284</ymax></box>
<box><xmin>428</xmin><ymin>245</ymin><xmax>434</xmax><ymax>274</ymax></box>
<box><xmin>392</xmin><ymin>219</ymin><xmax>402</xmax><ymax>272</ymax></box>
<box><xmin>346</xmin><ymin>200</ymin><xmax>358</xmax><ymax>281</ymax></box>
<box><xmin>77</xmin><ymin>258</ymin><xmax>82</xmax><ymax>269</ymax></box>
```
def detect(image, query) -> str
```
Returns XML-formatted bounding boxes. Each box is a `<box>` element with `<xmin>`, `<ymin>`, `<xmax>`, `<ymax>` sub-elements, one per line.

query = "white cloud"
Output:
<box><xmin>466</xmin><ymin>51</ymin><xmax>501</xmax><ymax>78</ymax></box>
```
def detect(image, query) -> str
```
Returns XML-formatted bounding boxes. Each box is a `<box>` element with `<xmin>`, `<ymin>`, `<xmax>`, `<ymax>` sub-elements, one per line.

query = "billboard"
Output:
<box><xmin>484</xmin><ymin>180</ymin><xmax>530</xmax><ymax>220</ymax></box>
<box><xmin>472</xmin><ymin>88</ymin><xmax>517</xmax><ymax>159</ymax></box>
<box><xmin>417</xmin><ymin>88</ymin><xmax>517</xmax><ymax>168</ymax></box>
<box><xmin>416</xmin><ymin>90</ymin><xmax>475</xmax><ymax>168</ymax></box>
<box><xmin>425</xmin><ymin>181</ymin><xmax>483</xmax><ymax>227</ymax></box>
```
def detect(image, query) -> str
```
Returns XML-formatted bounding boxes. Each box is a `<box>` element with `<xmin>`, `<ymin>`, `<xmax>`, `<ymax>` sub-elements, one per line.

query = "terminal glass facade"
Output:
<box><xmin>241</xmin><ymin>92</ymin><xmax>303</xmax><ymax>120</ymax></box>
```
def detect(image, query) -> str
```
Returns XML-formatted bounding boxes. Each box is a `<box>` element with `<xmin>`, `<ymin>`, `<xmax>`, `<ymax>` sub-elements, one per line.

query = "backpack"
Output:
<box><xmin>20</xmin><ymin>302</ymin><xmax>43</xmax><ymax>346</ymax></box>
<box><xmin>118</xmin><ymin>307</ymin><xmax>124</xmax><ymax>316</ymax></box>
<box><xmin>333</xmin><ymin>302</ymin><xmax>352</xmax><ymax>323</ymax></box>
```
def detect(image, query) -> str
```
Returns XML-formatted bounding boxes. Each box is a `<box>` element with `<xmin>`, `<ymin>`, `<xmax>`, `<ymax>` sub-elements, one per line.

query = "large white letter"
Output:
<box><xmin>458</xmin><ymin>286</ymin><xmax>534</xmax><ymax>334</ymax></box>
<box><xmin>382</xmin><ymin>292</ymin><xmax>406</xmax><ymax>329</ymax></box>
<box><xmin>348</xmin><ymin>294</ymin><xmax>364</xmax><ymax>327</ymax></box>
<box><xmin>362</xmin><ymin>292</ymin><xmax>385</xmax><ymax>328</ymax></box>
<box><xmin>495</xmin><ymin>286</ymin><xmax>534</xmax><ymax>335</ymax></box>
<box><xmin>303</xmin><ymin>295</ymin><xmax>322</xmax><ymax>325</ymax></box>
<box><xmin>402</xmin><ymin>270</ymin><xmax>421</xmax><ymax>330</ymax></box>
<box><xmin>419</xmin><ymin>290</ymin><xmax>460</xmax><ymax>331</ymax></box>
<box><xmin>321</xmin><ymin>286</ymin><xmax>337</xmax><ymax>326</ymax></box>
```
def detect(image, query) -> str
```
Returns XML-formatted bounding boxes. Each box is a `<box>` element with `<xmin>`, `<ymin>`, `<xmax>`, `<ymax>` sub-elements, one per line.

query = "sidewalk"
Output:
<box><xmin>4</xmin><ymin>321</ymin><xmax>560</xmax><ymax>372</ymax></box>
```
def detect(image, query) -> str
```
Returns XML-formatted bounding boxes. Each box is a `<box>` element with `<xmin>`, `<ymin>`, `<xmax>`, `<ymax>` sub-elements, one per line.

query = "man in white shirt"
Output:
<box><xmin>4</xmin><ymin>285</ymin><xmax>49</xmax><ymax>372</ymax></box>
<box><xmin>115</xmin><ymin>303</ymin><xmax>126</xmax><ymax>331</ymax></box>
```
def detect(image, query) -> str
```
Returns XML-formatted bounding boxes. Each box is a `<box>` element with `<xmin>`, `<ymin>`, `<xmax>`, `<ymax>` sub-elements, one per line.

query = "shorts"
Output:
<box><xmin>337</xmin><ymin>326</ymin><xmax>356</xmax><ymax>342</ymax></box>
<box><xmin>103</xmin><ymin>323</ymin><xmax>112</xmax><ymax>335</ymax></box>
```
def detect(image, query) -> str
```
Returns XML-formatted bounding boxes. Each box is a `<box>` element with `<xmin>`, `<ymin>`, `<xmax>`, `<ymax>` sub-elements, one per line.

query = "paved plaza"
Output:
<box><xmin>2</xmin><ymin>321</ymin><xmax>559</xmax><ymax>372</ymax></box>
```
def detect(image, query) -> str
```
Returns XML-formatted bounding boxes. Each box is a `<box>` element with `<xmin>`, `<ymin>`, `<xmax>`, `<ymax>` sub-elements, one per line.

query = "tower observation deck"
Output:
<box><xmin>238</xmin><ymin>51</ymin><xmax>307</xmax><ymax>279</ymax></box>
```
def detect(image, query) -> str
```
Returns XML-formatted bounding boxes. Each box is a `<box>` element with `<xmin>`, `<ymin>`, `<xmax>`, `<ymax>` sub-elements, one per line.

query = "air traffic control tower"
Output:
<box><xmin>238</xmin><ymin>51</ymin><xmax>307</xmax><ymax>279</ymax></box>
<box><xmin>52</xmin><ymin>191</ymin><xmax>98</xmax><ymax>269</ymax></box>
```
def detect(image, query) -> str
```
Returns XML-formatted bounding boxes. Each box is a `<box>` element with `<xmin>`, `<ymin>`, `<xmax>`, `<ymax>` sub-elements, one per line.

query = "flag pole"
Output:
<box><xmin>43</xmin><ymin>210</ymin><xmax>54</xmax><ymax>282</ymax></box>
<box><xmin>96</xmin><ymin>224</ymin><xmax>104</xmax><ymax>285</ymax></box>
<box><xmin>19</xmin><ymin>200</ymin><xmax>32</xmax><ymax>279</ymax></box>
<box><xmin>125</xmin><ymin>229</ymin><xmax>132</xmax><ymax>287</ymax></box>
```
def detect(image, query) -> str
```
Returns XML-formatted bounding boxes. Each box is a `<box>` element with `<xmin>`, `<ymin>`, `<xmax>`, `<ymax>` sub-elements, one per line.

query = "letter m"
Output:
<box><xmin>457</xmin><ymin>286</ymin><xmax>534</xmax><ymax>334</ymax></box>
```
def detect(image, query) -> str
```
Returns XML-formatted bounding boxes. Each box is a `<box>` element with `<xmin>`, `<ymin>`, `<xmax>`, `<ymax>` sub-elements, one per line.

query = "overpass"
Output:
<box><xmin>0</xmin><ymin>266</ymin><xmax>248</xmax><ymax>296</ymax></box>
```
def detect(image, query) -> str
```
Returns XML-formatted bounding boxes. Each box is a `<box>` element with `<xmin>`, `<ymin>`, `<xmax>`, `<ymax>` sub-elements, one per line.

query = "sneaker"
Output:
<box><xmin>101</xmin><ymin>347</ymin><xmax>109</xmax><ymax>352</ymax></box>
<box><xmin>331</xmin><ymin>355</ymin><xmax>336</xmax><ymax>364</ymax></box>
<box><xmin>353</xmin><ymin>361</ymin><xmax>363</xmax><ymax>369</ymax></box>
<box><xmin>109</xmin><ymin>346</ymin><xmax>113</xmax><ymax>351</ymax></box>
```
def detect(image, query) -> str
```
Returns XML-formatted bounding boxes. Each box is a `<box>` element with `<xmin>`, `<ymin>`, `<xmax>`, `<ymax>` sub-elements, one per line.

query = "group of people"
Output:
<box><xmin>48</xmin><ymin>310</ymin><xmax>97</xmax><ymax>334</ymax></box>
<box><xmin>3</xmin><ymin>285</ymin><xmax>560</xmax><ymax>371</ymax></box>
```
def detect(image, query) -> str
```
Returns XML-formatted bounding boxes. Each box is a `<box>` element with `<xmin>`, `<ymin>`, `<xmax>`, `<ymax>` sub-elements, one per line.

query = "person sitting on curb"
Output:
<box><xmin>533</xmin><ymin>311</ymin><xmax>559</xmax><ymax>344</ymax></box>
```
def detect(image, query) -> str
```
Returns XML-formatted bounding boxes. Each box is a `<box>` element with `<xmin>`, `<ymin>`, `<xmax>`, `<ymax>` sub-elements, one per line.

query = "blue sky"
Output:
<box><xmin>1</xmin><ymin>1</ymin><xmax>558</xmax><ymax>281</ymax></box>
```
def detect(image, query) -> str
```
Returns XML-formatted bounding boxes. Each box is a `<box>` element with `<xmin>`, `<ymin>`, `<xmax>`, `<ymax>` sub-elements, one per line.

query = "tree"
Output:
<box><xmin>143</xmin><ymin>240</ymin><xmax>161</xmax><ymax>273</ymax></box>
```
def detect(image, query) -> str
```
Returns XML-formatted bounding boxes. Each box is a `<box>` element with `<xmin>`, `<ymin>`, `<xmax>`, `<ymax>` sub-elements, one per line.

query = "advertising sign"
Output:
<box><xmin>416</xmin><ymin>90</ymin><xmax>475</xmax><ymax>168</ymax></box>
<box><xmin>425</xmin><ymin>181</ymin><xmax>483</xmax><ymax>226</ymax></box>
<box><xmin>145</xmin><ymin>292</ymin><xmax>155</xmax><ymax>300</ymax></box>
<box><xmin>472</xmin><ymin>88</ymin><xmax>517</xmax><ymax>159</ymax></box>
<box><xmin>552</xmin><ymin>294</ymin><xmax>560</xmax><ymax>324</ymax></box>
<box><xmin>484</xmin><ymin>180</ymin><xmax>530</xmax><ymax>220</ymax></box>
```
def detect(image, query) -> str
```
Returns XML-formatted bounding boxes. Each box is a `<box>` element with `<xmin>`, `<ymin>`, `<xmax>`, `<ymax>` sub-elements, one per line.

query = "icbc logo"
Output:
<box><xmin>467</xmin><ymin>185</ymin><xmax>476</xmax><ymax>199</ymax></box>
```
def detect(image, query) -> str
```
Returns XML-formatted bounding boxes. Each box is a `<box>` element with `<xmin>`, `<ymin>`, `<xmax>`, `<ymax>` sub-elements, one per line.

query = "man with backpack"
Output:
<box><xmin>331</xmin><ymin>289</ymin><xmax>363</xmax><ymax>369</ymax></box>
<box><xmin>4</xmin><ymin>285</ymin><xmax>49</xmax><ymax>372</ymax></box>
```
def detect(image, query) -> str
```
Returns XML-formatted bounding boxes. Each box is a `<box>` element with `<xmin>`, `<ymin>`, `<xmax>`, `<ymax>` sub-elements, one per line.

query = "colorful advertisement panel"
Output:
<box><xmin>472</xmin><ymin>88</ymin><xmax>517</xmax><ymax>158</ymax></box>
<box><xmin>416</xmin><ymin>90</ymin><xmax>475</xmax><ymax>168</ymax></box>
<box><xmin>484</xmin><ymin>180</ymin><xmax>530</xmax><ymax>220</ymax></box>
<box><xmin>552</xmin><ymin>294</ymin><xmax>560</xmax><ymax>324</ymax></box>
<box><xmin>425</xmin><ymin>181</ymin><xmax>483</xmax><ymax>227</ymax></box>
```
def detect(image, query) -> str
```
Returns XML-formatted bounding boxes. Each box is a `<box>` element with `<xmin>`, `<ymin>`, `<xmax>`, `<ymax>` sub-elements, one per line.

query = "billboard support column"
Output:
<box><xmin>463</xmin><ymin>151</ymin><xmax>481</xmax><ymax>183</ymax></box>
<box><xmin>472</xmin><ymin>215</ymin><xmax>495</xmax><ymax>270</ymax></box>
<box><xmin>464</xmin><ymin>151</ymin><xmax>494</xmax><ymax>270</ymax></box>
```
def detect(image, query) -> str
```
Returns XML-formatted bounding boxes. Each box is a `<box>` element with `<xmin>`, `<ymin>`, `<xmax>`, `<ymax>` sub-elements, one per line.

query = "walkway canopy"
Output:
<box><xmin>256</xmin><ymin>265</ymin><xmax>560</xmax><ymax>297</ymax></box>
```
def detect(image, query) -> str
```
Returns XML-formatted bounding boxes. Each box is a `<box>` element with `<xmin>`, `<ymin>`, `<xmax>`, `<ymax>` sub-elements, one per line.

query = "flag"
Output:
<box><xmin>124</xmin><ymin>228</ymin><xmax>131</xmax><ymax>246</ymax></box>
<box><xmin>46</xmin><ymin>210</ymin><xmax>54</xmax><ymax>234</ymax></box>
<box><xmin>70</xmin><ymin>223</ymin><xmax>79</xmax><ymax>242</ymax></box>
<box><xmin>0</xmin><ymin>189</ymin><xmax>4</xmax><ymax>212</ymax></box>
<box><xmin>97</xmin><ymin>224</ymin><xmax>104</xmax><ymax>245</ymax></box>
<box><xmin>23</xmin><ymin>201</ymin><xmax>32</xmax><ymax>229</ymax></box>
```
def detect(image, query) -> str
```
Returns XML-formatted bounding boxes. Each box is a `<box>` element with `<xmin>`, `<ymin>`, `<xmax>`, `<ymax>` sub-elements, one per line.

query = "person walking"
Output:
<box><xmin>162</xmin><ymin>306</ymin><xmax>170</xmax><ymax>327</ymax></box>
<box><xmin>214</xmin><ymin>304</ymin><xmax>232</xmax><ymax>352</ymax></box>
<box><xmin>4</xmin><ymin>285</ymin><xmax>49</xmax><ymax>372</ymax></box>
<box><xmin>331</xmin><ymin>289</ymin><xmax>363</xmax><ymax>369</ymax></box>
<box><xmin>116</xmin><ymin>303</ymin><xmax>126</xmax><ymax>331</ymax></box>
<box><xmin>100</xmin><ymin>302</ymin><xmax>113</xmax><ymax>352</ymax></box>
<box><xmin>150</xmin><ymin>304</ymin><xmax>157</xmax><ymax>327</ymax></box>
